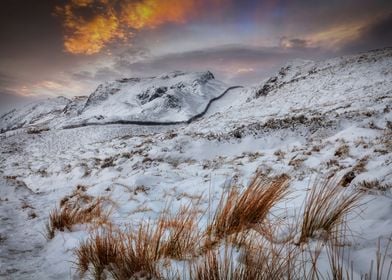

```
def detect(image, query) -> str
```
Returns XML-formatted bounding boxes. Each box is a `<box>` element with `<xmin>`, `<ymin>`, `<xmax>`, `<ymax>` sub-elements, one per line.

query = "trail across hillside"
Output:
<box><xmin>62</xmin><ymin>86</ymin><xmax>243</xmax><ymax>129</ymax></box>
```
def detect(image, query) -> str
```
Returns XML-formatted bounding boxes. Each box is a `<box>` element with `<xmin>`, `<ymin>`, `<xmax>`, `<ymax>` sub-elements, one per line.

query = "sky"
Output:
<box><xmin>0</xmin><ymin>0</ymin><xmax>391</xmax><ymax>111</ymax></box>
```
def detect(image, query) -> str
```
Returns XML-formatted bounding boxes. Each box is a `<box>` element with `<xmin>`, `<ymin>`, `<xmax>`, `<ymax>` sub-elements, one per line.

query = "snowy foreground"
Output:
<box><xmin>0</xmin><ymin>48</ymin><xmax>391</xmax><ymax>279</ymax></box>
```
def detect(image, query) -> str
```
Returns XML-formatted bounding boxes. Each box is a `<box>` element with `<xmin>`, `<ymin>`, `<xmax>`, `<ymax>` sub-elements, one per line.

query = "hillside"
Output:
<box><xmin>0</xmin><ymin>71</ymin><xmax>229</xmax><ymax>133</ymax></box>
<box><xmin>0</xmin><ymin>48</ymin><xmax>391</xmax><ymax>279</ymax></box>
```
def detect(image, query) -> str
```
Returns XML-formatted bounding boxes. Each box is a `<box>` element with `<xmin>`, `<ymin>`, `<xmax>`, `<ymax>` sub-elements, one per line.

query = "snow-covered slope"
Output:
<box><xmin>189</xmin><ymin>47</ymin><xmax>392</xmax><ymax>134</ymax></box>
<box><xmin>0</xmin><ymin>97</ymin><xmax>71</xmax><ymax>133</ymax></box>
<box><xmin>76</xmin><ymin>71</ymin><xmax>227</xmax><ymax>124</ymax></box>
<box><xmin>0</xmin><ymin>48</ymin><xmax>391</xmax><ymax>279</ymax></box>
<box><xmin>0</xmin><ymin>71</ymin><xmax>229</xmax><ymax>132</ymax></box>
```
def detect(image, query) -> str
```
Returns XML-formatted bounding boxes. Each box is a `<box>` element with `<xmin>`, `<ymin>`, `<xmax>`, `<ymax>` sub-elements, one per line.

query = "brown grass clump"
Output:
<box><xmin>190</xmin><ymin>235</ymin><xmax>300</xmax><ymax>280</ymax></box>
<box><xmin>160</xmin><ymin>204</ymin><xmax>203</xmax><ymax>260</ymax></box>
<box><xmin>352</xmin><ymin>156</ymin><xmax>369</xmax><ymax>174</ymax></box>
<box><xmin>189</xmin><ymin>246</ymin><xmax>245</xmax><ymax>280</ymax></box>
<box><xmin>240</xmin><ymin>229</ymin><xmax>300</xmax><ymax>280</ymax></box>
<box><xmin>297</xmin><ymin>176</ymin><xmax>364</xmax><ymax>244</ymax></box>
<box><xmin>70</xmin><ymin>173</ymin><xmax>390</xmax><ymax>280</ymax></box>
<box><xmin>75</xmin><ymin>228</ymin><xmax>123</xmax><ymax>279</ymax></box>
<box><xmin>357</xmin><ymin>180</ymin><xmax>392</xmax><ymax>196</ymax></box>
<box><xmin>76</xmin><ymin>221</ymin><xmax>165</xmax><ymax>279</ymax></box>
<box><xmin>335</xmin><ymin>143</ymin><xmax>350</xmax><ymax>158</ymax></box>
<box><xmin>274</xmin><ymin>149</ymin><xmax>286</xmax><ymax>160</ymax></box>
<box><xmin>207</xmin><ymin>173</ymin><xmax>290</xmax><ymax>242</ymax></box>
<box><xmin>46</xmin><ymin>197</ymin><xmax>111</xmax><ymax>239</ymax></box>
<box><xmin>101</xmin><ymin>157</ymin><xmax>116</xmax><ymax>168</ymax></box>
<box><xmin>75</xmin><ymin>205</ymin><xmax>203</xmax><ymax>279</ymax></box>
<box><xmin>323</xmin><ymin>223</ymin><xmax>352</xmax><ymax>280</ymax></box>
<box><xmin>339</xmin><ymin>171</ymin><xmax>356</xmax><ymax>188</ymax></box>
<box><xmin>109</xmin><ymin>222</ymin><xmax>164</xmax><ymax>279</ymax></box>
<box><xmin>288</xmin><ymin>156</ymin><xmax>305</xmax><ymax>170</ymax></box>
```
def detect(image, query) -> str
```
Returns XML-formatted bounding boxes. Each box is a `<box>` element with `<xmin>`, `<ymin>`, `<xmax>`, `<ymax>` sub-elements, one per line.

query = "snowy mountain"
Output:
<box><xmin>78</xmin><ymin>71</ymin><xmax>227</xmax><ymax>124</ymax></box>
<box><xmin>0</xmin><ymin>48</ymin><xmax>391</xmax><ymax>279</ymax></box>
<box><xmin>0</xmin><ymin>71</ymin><xmax>229</xmax><ymax>132</ymax></box>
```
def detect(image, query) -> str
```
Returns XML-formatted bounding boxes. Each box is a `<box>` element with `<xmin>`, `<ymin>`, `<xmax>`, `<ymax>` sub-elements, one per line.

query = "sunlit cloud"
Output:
<box><xmin>63</xmin><ymin>14</ymin><xmax>126</xmax><ymax>55</ymax></box>
<box><xmin>120</xmin><ymin>0</ymin><xmax>198</xmax><ymax>30</ymax></box>
<box><xmin>55</xmin><ymin>0</ymin><xmax>225</xmax><ymax>55</ymax></box>
<box><xmin>11</xmin><ymin>79</ymin><xmax>91</xmax><ymax>98</ymax></box>
<box><xmin>306</xmin><ymin>22</ymin><xmax>364</xmax><ymax>50</ymax></box>
<box><xmin>236</xmin><ymin>67</ymin><xmax>254</xmax><ymax>74</ymax></box>
<box><xmin>302</xmin><ymin>14</ymin><xmax>388</xmax><ymax>51</ymax></box>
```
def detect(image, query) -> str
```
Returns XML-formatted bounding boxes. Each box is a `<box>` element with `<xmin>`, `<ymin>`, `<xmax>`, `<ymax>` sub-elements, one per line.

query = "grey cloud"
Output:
<box><xmin>72</xmin><ymin>70</ymin><xmax>94</xmax><ymax>81</ymax></box>
<box><xmin>0</xmin><ymin>72</ymin><xmax>18</xmax><ymax>90</ymax></box>
<box><xmin>117</xmin><ymin>47</ymin><xmax>151</xmax><ymax>62</ymax></box>
<box><xmin>342</xmin><ymin>13</ymin><xmax>392</xmax><ymax>53</ymax></box>
<box><xmin>74</xmin><ymin>45</ymin><xmax>327</xmax><ymax>85</ymax></box>
<box><xmin>0</xmin><ymin>90</ymin><xmax>40</xmax><ymax>116</ymax></box>
<box><xmin>279</xmin><ymin>37</ymin><xmax>311</xmax><ymax>49</ymax></box>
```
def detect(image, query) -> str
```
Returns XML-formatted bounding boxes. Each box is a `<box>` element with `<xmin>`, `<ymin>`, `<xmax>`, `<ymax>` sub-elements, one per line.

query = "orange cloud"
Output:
<box><xmin>71</xmin><ymin>0</ymin><xmax>94</xmax><ymax>7</ymax></box>
<box><xmin>63</xmin><ymin>13</ymin><xmax>126</xmax><ymax>55</ymax></box>
<box><xmin>56</xmin><ymin>0</ymin><xmax>214</xmax><ymax>55</ymax></box>
<box><xmin>303</xmin><ymin>16</ymin><xmax>383</xmax><ymax>51</ymax></box>
<box><xmin>120</xmin><ymin>0</ymin><xmax>198</xmax><ymax>30</ymax></box>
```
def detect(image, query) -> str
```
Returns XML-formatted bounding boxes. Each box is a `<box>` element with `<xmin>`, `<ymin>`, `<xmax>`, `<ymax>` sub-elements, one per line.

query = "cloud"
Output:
<box><xmin>280</xmin><ymin>37</ymin><xmax>310</xmax><ymax>49</ymax></box>
<box><xmin>341</xmin><ymin>13</ymin><xmax>392</xmax><ymax>53</ymax></box>
<box><xmin>0</xmin><ymin>73</ymin><xmax>42</xmax><ymax>114</ymax></box>
<box><xmin>0</xmin><ymin>72</ymin><xmax>22</xmax><ymax>97</ymax></box>
<box><xmin>71</xmin><ymin>44</ymin><xmax>325</xmax><ymax>85</ymax></box>
<box><xmin>55</xmin><ymin>0</ymin><xmax>226</xmax><ymax>55</ymax></box>
<box><xmin>0</xmin><ymin>72</ymin><xmax>16</xmax><ymax>88</ymax></box>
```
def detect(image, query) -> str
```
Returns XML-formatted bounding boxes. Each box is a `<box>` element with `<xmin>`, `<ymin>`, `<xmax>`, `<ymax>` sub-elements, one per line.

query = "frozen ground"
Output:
<box><xmin>0</xmin><ymin>48</ymin><xmax>391</xmax><ymax>279</ymax></box>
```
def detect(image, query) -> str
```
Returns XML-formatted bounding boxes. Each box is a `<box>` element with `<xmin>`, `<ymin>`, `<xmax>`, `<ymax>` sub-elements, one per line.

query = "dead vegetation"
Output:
<box><xmin>160</xmin><ymin>204</ymin><xmax>203</xmax><ymax>260</ymax></box>
<box><xmin>46</xmin><ymin>198</ymin><xmax>110</xmax><ymax>239</ymax></box>
<box><xmin>357</xmin><ymin>180</ymin><xmax>392</xmax><ymax>196</ymax></box>
<box><xmin>206</xmin><ymin>173</ymin><xmax>290</xmax><ymax>241</ymax></box>
<box><xmin>288</xmin><ymin>156</ymin><xmax>306</xmax><ymax>170</ymax></box>
<box><xmin>75</xmin><ymin>208</ymin><xmax>200</xmax><ymax>279</ymax></box>
<box><xmin>44</xmin><ymin>173</ymin><xmax>385</xmax><ymax>279</ymax></box>
<box><xmin>101</xmin><ymin>157</ymin><xmax>116</xmax><ymax>168</ymax></box>
<box><xmin>334</xmin><ymin>143</ymin><xmax>350</xmax><ymax>158</ymax></box>
<box><xmin>297</xmin><ymin>176</ymin><xmax>364</xmax><ymax>244</ymax></box>
<box><xmin>274</xmin><ymin>149</ymin><xmax>286</xmax><ymax>160</ymax></box>
<box><xmin>46</xmin><ymin>185</ymin><xmax>112</xmax><ymax>239</ymax></box>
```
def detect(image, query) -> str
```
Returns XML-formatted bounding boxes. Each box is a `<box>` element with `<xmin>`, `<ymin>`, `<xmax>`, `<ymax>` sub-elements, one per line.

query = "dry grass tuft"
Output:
<box><xmin>190</xmin><ymin>235</ymin><xmax>300</xmax><ymax>280</ymax></box>
<box><xmin>76</xmin><ymin>221</ymin><xmax>165</xmax><ymax>279</ymax></box>
<box><xmin>240</xmin><ymin>229</ymin><xmax>300</xmax><ymax>280</ymax></box>
<box><xmin>189</xmin><ymin>246</ymin><xmax>243</xmax><ymax>280</ymax></box>
<box><xmin>335</xmin><ymin>144</ymin><xmax>350</xmax><ymax>158</ymax></box>
<box><xmin>108</xmin><ymin>222</ymin><xmax>164</xmax><ymax>280</ymax></box>
<box><xmin>357</xmin><ymin>180</ymin><xmax>392</xmax><ymax>196</ymax></box>
<box><xmin>288</xmin><ymin>156</ymin><xmax>306</xmax><ymax>170</ymax></box>
<box><xmin>46</xmin><ymin>197</ymin><xmax>111</xmax><ymax>239</ymax></box>
<box><xmin>160</xmin><ymin>204</ymin><xmax>203</xmax><ymax>260</ymax></box>
<box><xmin>323</xmin><ymin>223</ymin><xmax>352</xmax><ymax>280</ymax></box>
<box><xmin>75</xmin><ymin>227</ymin><xmax>123</xmax><ymax>279</ymax></box>
<box><xmin>207</xmin><ymin>173</ymin><xmax>290</xmax><ymax>242</ymax></box>
<box><xmin>70</xmin><ymin>173</ymin><xmax>389</xmax><ymax>280</ymax></box>
<box><xmin>297</xmin><ymin>176</ymin><xmax>364</xmax><ymax>244</ymax></box>
<box><xmin>274</xmin><ymin>149</ymin><xmax>286</xmax><ymax>160</ymax></box>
